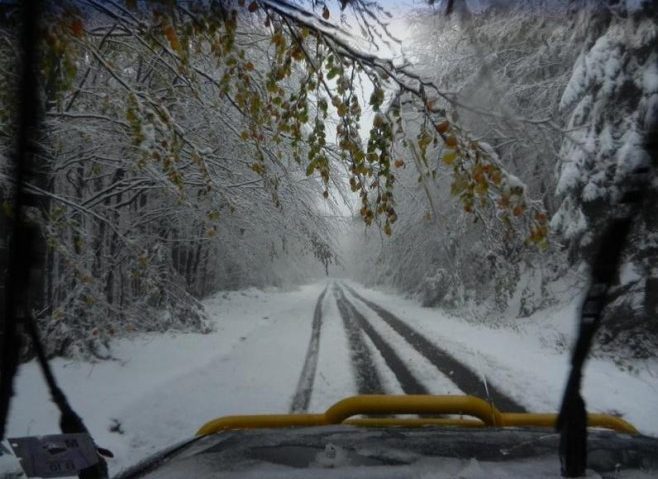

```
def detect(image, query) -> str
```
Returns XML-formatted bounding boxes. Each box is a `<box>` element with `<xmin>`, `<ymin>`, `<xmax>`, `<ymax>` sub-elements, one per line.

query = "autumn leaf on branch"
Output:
<box><xmin>41</xmin><ymin>0</ymin><xmax>548</xmax><ymax>246</ymax></box>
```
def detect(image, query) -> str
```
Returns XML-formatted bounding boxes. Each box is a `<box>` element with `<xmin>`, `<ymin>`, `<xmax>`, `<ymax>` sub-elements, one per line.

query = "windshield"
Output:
<box><xmin>1</xmin><ymin>0</ymin><xmax>657</xmax><ymax>476</ymax></box>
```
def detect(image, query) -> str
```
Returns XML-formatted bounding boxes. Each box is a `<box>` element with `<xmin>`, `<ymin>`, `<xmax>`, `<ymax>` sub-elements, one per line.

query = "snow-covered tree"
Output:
<box><xmin>552</xmin><ymin>1</ymin><xmax>658</xmax><ymax>355</ymax></box>
<box><xmin>345</xmin><ymin>1</ymin><xmax>582</xmax><ymax>316</ymax></box>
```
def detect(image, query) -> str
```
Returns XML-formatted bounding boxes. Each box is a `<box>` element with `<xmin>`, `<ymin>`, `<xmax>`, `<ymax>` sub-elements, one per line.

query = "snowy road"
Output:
<box><xmin>336</xmin><ymin>285</ymin><xmax>429</xmax><ymax>395</ymax></box>
<box><xmin>289</xmin><ymin>286</ymin><xmax>328</xmax><ymax>413</ymax></box>
<box><xmin>290</xmin><ymin>282</ymin><xmax>524</xmax><ymax>412</ymax></box>
<box><xmin>342</xmin><ymin>283</ymin><xmax>523</xmax><ymax>411</ymax></box>
<box><xmin>7</xmin><ymin>280</ymin><xmax>658</xmax><ymax>475</ymax></box>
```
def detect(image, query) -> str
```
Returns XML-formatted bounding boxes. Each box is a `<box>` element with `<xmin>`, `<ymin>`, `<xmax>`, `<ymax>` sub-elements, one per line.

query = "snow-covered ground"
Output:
<box><xmin>7</xmin><ymin>284</ymin><xmax>325</xmax><ymax>474</ymax></box>
<box><xmin>5</xmin><ymin>279</ymin><xmax>658</xmax><ymax>476</ymax></box>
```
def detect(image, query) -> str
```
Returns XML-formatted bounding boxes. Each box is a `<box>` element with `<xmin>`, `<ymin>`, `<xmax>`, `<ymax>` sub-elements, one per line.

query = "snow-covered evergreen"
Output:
<box><xmin>552</xmin><ymin>3</ymin><xmax>658</xmax><ymax>355</ymax></box>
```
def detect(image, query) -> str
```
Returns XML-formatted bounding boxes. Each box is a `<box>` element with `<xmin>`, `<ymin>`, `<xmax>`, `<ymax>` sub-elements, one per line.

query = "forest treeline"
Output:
<box><xmin>0</xmin><ymin>0</ymin><xmax>656</xmax><ymax>358</ymax></box>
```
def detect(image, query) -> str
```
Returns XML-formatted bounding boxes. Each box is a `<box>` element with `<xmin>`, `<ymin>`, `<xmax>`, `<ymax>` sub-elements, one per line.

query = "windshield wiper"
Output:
<box><xmin>557</xmin><ymin>166</ymin><xmax>650</xmax><ymax>477</ymax></box>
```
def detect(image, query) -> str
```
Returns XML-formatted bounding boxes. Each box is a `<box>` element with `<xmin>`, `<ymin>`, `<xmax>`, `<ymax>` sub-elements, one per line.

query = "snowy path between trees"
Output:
<box><xmin>6</xmin><ymin>279</ymin><xmax>658</xmax><ymax>475</ymax></box>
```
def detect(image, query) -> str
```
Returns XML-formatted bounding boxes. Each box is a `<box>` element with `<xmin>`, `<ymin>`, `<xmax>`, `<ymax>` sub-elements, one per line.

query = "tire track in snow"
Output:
<box><xmin>290</xmin><ymin>286</ymin><xmax>328</xmax><ymax>413</ymax></box>
<box><xmin>342</xmin><ymin>283</ymin><xmax>526</xmax><ymax>412</ymax></box>
<box><xmin>335</xmin><ymin>286</ymin><xmax>429</xmax><ymax>395</ymax></box>
<box><xmin>333</xmin><ymin>286</ymin><xmax>385</xmax><ymax>394</ymax></box>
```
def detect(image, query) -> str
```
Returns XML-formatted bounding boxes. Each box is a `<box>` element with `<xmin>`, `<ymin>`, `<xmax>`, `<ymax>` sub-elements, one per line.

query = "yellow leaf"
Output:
<box><xmin>442</xmin><ymin>149</ymin><xmax>457</xmax><ymax>165</ymax></box>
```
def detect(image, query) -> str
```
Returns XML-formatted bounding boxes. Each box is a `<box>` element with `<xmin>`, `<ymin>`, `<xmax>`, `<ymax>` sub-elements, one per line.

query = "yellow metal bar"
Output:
<box><xmin>196</xmin><ymin>395</ymin><xmax>638</xmax><ymax>436</ymax></box>
<box><xmin>324</xmin><ymin>395</ymin><xmax>502</xmax><ymax>426</ymax></box>
<box><xmin>501</xmin><ymin>413</ymin><xmax>638</xmax><ymax>434</ymax></box>
<box><xmin>345</xmin><ymin>418</ymin><xmax>486</xmax><ymax>428</ymax></box>
<box><xmin>340</xmin><ymin>414</ymin><xmax>638</xmax><ymax>433</ymax></box>
<box><xmin>196</xmin><ymin>414</ymin><xmax>326</xmax><ymax>436</ymax></box>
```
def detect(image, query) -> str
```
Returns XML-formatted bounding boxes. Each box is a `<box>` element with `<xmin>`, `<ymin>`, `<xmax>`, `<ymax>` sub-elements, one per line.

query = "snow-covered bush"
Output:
<box><xmin>418</xmin><ymin>268</ymin><xmax>450</xmax><ymax>307</ymax></box>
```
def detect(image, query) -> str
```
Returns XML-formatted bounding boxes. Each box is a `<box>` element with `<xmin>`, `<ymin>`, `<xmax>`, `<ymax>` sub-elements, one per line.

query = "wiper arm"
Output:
<box><xmin>557</xmin><ymin>168</ymin><xmax>649</xmax><ymax>477</ymax></box>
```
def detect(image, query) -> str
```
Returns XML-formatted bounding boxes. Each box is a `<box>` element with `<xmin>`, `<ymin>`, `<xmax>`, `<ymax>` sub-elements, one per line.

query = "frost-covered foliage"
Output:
<box><xmin>2</xmin><ymin>0</ymin><xmax>574</xmax><ymax>358</ymax></box>
<box><xmin>0</xmin><ymin>3</ymin><xmax>339</xmax><ymax>358</ymax></box>
<box><xmin>345</xmin><ymin>1</ymin><xmax>658</xmax><ymax>357</ymax></box>
<box><xmin>344</xmin><ymin>1</ymin><xmax>582</xmax><ymax>318</ymax></box>
<box><xmin>552</xmin><ymin>2</ymin><xmax>658</xmax><ymax>356</ymax></box>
